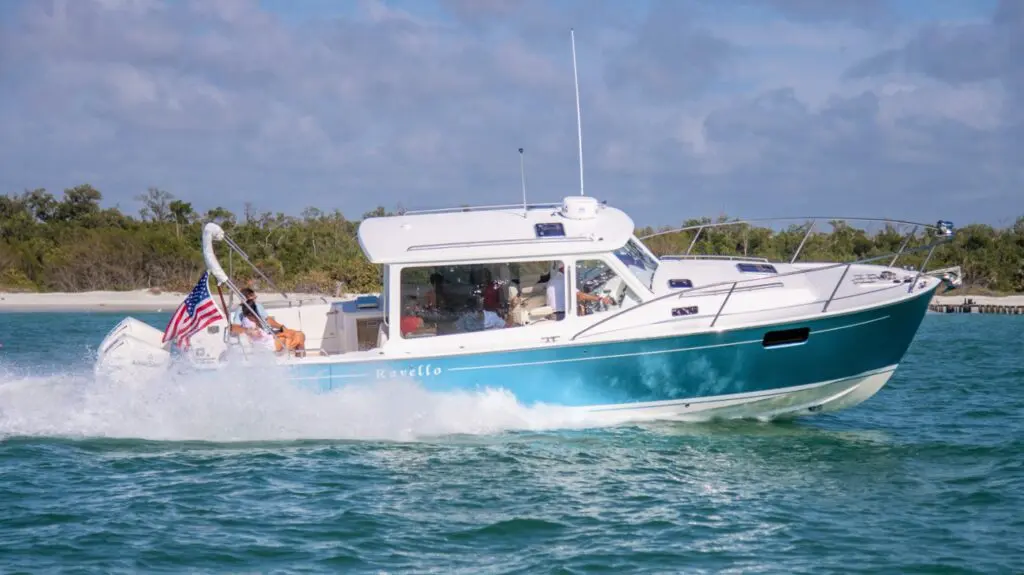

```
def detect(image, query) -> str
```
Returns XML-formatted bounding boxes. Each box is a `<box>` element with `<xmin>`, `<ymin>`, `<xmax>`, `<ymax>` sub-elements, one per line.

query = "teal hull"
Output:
<box><xmin>289</xmin><ymin>288</ymin><xmax>934</xmax><ymax>408</ymax></box>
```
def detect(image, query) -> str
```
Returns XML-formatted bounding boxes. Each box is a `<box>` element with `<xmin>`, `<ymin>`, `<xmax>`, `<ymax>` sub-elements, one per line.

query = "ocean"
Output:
<box><xmin>0</xmin><ymin>311</ymin><xmax>1021</xmax><ymax>574</ymax></box>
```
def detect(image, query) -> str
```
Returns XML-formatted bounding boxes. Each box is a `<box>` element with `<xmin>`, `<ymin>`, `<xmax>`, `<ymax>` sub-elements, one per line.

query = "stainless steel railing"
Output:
<box><xmin>639</xmin><ymin>216</ymin><xmax>949</xmax><ymax>267</ymax></box>
<box><xmin>400</xmin><ymin>202</ymin><xmax>564</xmax><ymax>216</ymax></box>
<box><xmin>572</xmin><ymin>221</ymin><xmax>955</xmax><ymax>341</ymax></box>
<box><xmin>661</xmin><ymin>254</ymin><xmax>771</xmax><ymax>263</ymax></box>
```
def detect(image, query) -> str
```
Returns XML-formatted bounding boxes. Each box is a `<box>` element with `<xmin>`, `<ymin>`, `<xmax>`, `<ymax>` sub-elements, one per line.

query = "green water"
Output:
<box><xmin>0</xmin><ymin>312</ymin><xmax>1021</xmax><ymax>573</ymax></box>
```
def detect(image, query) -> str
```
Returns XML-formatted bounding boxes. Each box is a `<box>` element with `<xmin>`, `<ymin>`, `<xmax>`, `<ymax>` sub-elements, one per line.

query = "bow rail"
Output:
<box><xmin>640</xmin><ymin>216</ymin><xmax>950</xmax><ymax>266</ymax></box>
<box><xmin>572</xmin><ymin>217</ymin><xmax>956</xmax><ymax>341</ymax></box>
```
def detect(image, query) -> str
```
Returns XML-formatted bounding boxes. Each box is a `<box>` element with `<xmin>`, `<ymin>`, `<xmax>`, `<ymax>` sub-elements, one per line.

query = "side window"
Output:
<box><xmin>574</xmin><ymin>259</ymin><xmax>641</xmax><ymax>317</ymax></box>
<box><xmin>398</xmin><ymin>260</ymin><xmax>565</xmax><ymax>338</ymax></box>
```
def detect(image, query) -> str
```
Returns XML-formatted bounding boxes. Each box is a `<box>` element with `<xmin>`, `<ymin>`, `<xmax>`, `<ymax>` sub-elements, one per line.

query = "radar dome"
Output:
<box><xmin>561</xmin><ymin>196</ymin><xmax>600</xmax><ymax>220</ymax></box>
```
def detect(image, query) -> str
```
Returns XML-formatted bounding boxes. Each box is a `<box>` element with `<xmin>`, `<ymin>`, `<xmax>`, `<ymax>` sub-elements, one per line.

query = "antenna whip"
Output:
<box><xmin>571</xmin><ymin>28</ymin><xmax>584</xmax><ymax>197</ymax></box>
<box><xmin>519</xmin><ymin>147</ymin><xmax>528</xmax><ymax>217</ymax></box>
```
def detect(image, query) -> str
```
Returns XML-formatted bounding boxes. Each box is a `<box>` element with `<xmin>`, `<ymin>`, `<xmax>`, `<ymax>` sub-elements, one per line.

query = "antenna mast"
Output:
<box><xmin>571</xmin><ymin>28</ymin><xmax>584</xmax><ymax>197</ymax></box>
<box><xmin>519</xmin><ymin>147</ymin><xmax>528</xmax><ymax>217</ymax></box>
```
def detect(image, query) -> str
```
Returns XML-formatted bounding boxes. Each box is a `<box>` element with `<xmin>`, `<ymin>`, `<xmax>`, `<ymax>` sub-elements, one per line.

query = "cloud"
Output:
<box><xmin>604</xmin><ymin>1</ymin><xmax>736</xmax><ymax>102</ymax></box>
<box><xmin>845</xmin><ymin>1</ymin><xmax>1023</xmax><ymax>106</ymax></box>
<box><xmin>0</xmin><ymin>0</ymin><xmax>1019</xmax><ymax>226</ymax></box>
<box><xmin>759</xmin><ymin>0</ymin><xmax>889</xmax><ymax>27</ymax></box>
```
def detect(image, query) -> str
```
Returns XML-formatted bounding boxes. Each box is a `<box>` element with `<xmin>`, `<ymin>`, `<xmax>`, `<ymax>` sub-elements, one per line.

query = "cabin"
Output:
<box><xmin>354</xmin><ymin>196</ymin><xmax>665</xmax><ymax>350</ymax></box>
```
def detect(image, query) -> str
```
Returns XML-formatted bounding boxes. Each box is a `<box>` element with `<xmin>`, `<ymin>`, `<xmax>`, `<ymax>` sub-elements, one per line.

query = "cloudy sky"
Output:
<box><xmin>0</xmin><ymin>0</ymin><xmax>1020</xmax><ymax>227</ymax></box>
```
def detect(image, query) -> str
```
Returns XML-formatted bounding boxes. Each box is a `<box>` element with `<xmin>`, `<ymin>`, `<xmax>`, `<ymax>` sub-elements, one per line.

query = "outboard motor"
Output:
<box><xmin>94</xmin><ymin>317</ymin><xmax>173</xmax><ymax>383</ymax></box>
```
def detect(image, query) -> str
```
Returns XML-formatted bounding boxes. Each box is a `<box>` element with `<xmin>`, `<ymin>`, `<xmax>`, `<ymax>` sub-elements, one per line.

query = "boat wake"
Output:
<box><xmin>0</xmin><ymin>362</ymin><xmax>630</xmax><ymax>443</ymax></box>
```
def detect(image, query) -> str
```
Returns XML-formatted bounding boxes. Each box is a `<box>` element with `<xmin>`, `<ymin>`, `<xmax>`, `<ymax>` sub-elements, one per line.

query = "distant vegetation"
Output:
<box><xmin>1</xmin><ymin>184</ymin><xmax>1023</xmax><ymax>295</ymax></box>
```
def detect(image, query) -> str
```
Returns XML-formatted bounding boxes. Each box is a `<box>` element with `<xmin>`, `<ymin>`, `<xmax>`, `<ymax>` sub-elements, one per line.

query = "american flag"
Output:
<box><xmin>162</xmin><ymin>271</ymin><xmax>223</xmax><ymax>349</ymax></box>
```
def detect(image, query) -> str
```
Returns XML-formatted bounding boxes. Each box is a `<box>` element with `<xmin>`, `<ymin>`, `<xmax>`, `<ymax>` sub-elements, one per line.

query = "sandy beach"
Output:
<box><xmin>0</xmin><ymin>289</ymin><xmax>346</xmax><ymax>313</ymax></box>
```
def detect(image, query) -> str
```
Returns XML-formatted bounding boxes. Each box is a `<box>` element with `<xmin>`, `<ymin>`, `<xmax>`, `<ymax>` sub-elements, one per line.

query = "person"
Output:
<box><xmin>425</xmin><ymin>272</ymin><xmax>444</xmax><ymax>309</ymax></box>
<box><xmin>238</xmin><ymin>303</ymin><xmax>281</xmax><ymax>353</ymax></box>
<box><xmin>231</xmin><ymin>287</ymin><xmax>306</xmax><ymax>355</ymax></box>
<box><xmin>481</xmin><ymin>268</ymin><xmax>501</xmax><ymax>312</ymax></box>
<box><xmin>545</xmin><ymin>263</ymin><xmax>612</xmax><ymax>319</ymax></box>
<box><xmin>400</xmin><ymin>296</ymin><xmax>425</xmax><ymax>337</ymax></box>
<box><xmin>455</xmin><ymin>296</ymin><xmax>507</xmax><ymax>332</ymax></box>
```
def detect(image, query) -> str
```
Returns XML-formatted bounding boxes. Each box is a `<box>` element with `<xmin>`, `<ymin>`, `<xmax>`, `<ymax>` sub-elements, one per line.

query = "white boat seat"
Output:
<box><xmin>529</xmin><ymin>305</ymin><xmax>554</xmax><ymax>319</ymax></box>
<box><xmin>508</xmin><ymin>304</ymin><xmax>555</xmax><ymax>325</ymax></box>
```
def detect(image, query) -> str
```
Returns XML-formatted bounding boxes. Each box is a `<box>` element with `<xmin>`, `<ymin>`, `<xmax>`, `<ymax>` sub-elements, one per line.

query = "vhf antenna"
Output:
<box><xmin>571</xmin><ymin>28</ymin><xmax>584</xmax><ymax>197</ymax></box>
<box><xmin>519</xmin><ymin>147</ymin><xmax>528</xmax><ymax>218</ymax></box>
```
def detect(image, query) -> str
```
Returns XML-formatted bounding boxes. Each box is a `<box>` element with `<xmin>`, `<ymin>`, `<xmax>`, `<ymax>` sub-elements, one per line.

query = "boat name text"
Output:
<box><xmin>376</xmin><ymin>364</ymin><xmax>443</xmax><ymax>379</ymax></box>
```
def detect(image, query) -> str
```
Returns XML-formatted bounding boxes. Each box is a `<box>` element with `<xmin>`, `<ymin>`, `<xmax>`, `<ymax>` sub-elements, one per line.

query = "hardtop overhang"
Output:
<box><xmin>357</xmin><ymin>196</ymin><xmax>637</xmax><ymax>266</ymax></box>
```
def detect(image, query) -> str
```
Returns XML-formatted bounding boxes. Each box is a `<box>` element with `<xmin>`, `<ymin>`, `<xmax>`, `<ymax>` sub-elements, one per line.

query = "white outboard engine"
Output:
<box><xmin>94</xmin><ymin>315</ymin><xmax>238</xmax><ymax>383</ymax></box>
<box><xmin>94</xmin><ymin>317</ymin><xmax>173</xmax><ymax>382</ymax></box>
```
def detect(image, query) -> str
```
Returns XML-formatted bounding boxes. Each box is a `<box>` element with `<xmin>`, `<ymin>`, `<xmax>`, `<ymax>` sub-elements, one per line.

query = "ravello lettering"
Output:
<box><xmin>376</xmin><ymin>365</ymin><xmax>443</xmax><ymax>379</ymax></box>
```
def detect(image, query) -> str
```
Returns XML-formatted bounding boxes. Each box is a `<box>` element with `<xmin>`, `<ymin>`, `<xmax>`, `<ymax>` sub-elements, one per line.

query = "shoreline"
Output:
<box><xmin>3</xmin><ymin>289</ymin><xmax>1023</xmax><ymax>314</ymax></box>
<box><xmin>930</xmin><ymin>294</ymin><xmax>1024</xmax><ymax>307</ymax></box>
<box><xmin>0</xmin><ymin>290</ymin><xmax>350</xmax><ymax>313</ymax></box>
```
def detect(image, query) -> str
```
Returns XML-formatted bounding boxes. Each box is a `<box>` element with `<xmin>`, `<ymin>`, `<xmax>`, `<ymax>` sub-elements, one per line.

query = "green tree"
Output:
<box><xmin>1</xmin><ymin>184</ymin><xmax>1022</xmax><ymax>296</ymax></box>
<box><xmin>168</xmin><ymin>199</ymin><xmax>195</xmax><ymax>238</ymax></box>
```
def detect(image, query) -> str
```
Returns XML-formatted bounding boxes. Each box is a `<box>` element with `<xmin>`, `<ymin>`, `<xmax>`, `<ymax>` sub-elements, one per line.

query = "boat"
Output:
<box><xmin>92</xmin><ymin>30</ymin><xmax>958</xmax><ymax>422</ymax></box>
<box><xmin>93</xmin><ymin>197</ymin><xmax>957</xmax><ymax>421</ymax></box>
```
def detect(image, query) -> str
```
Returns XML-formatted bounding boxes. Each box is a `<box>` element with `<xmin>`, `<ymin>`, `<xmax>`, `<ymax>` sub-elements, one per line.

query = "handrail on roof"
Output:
<box><xmin>661</xmin><ymin>254</ymin><xmax>771</xmax><ymax>263</ymax></box>
<box><xmin>400</xmin><ymin>201</ymin><xmax>564</xmax><ymax>216</ymax></box>
<box><xmin>406</xmin><ymin>234</ymin><xmax>598</xmax><ymax>252</ymax></box>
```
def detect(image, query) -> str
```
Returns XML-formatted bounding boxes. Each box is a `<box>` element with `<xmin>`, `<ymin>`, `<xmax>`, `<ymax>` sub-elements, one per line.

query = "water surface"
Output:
<box><xmin>1</xmin><ymin>312</ymin><xmax>1021</xmax><ymax>573</ymax></box>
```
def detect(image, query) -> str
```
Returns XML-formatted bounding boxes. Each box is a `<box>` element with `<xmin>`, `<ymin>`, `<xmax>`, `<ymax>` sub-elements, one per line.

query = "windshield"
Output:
<box><xmin>613</xmin><ymin>238</ymin><xmax>659</xmax><ymax>290</ymax></box>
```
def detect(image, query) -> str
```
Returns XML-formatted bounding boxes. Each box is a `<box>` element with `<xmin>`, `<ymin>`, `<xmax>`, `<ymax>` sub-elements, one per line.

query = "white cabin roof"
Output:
<box><xmin>357</xmin><ymin>196</ymin><xmax>636</xmax><ymax>265</ymax></box>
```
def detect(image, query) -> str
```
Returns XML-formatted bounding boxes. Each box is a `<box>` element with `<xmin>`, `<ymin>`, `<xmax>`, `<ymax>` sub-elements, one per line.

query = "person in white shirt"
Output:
<box><xmin>546</xmin><ymin>263</ymin><xmax>612</xmax><ymax>319</ymax></box>
<box><xmin>239</xmin><ymin>304</ymin><xmax>281</xmax><ymax>352</ymax></box>
<box><xmin>230</xmin><ymin>287</ymin><xmax>306</xmax><ymax>355</ymax></box>
<box><xmin>455</xmin><ymin>296</ymin><xmax>507</xmax><ymax>332</ymax></box>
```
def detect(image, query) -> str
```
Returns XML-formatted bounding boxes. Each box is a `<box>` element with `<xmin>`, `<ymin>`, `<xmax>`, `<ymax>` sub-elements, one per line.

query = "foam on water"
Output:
<box><xmin>0</xmin><ymin>360</ymin><xmax>638</xmax><ymax>442</ymax></box>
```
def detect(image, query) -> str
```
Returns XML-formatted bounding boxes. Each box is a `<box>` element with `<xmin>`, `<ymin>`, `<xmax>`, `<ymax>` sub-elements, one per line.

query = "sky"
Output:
<box><xmin>0</xmin><ymin>0</ymin><xmax>1020</xmax><ymax>228</ymax></box>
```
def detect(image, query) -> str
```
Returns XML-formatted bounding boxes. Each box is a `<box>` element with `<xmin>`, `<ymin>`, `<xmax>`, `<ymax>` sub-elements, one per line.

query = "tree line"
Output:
<box><xmin>1</xmin><ymin>184</ymin><xmax>1022</xmax><ymax>295</ymax></box>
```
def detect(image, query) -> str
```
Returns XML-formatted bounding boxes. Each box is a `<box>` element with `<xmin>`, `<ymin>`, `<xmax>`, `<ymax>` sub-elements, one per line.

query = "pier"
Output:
<box><xmin>929</xmin><ymin>296</ymin><xmax>1024</xmax><ymax>315</ymax></box>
